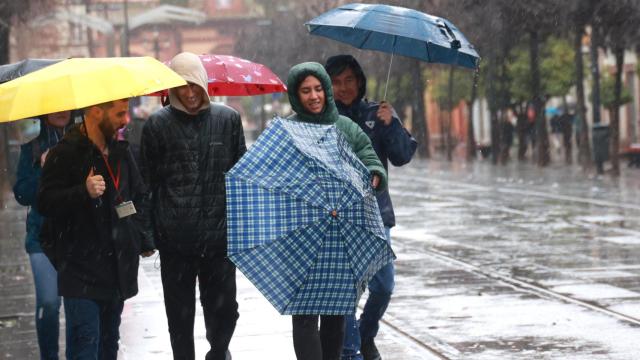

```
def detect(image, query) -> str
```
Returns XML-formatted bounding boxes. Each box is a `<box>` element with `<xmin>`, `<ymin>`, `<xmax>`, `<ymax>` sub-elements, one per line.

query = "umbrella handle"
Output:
<box><xmin>383</xmin><ymin>52</ymin><xmax>394</xmax><ymax>101</ymax></box>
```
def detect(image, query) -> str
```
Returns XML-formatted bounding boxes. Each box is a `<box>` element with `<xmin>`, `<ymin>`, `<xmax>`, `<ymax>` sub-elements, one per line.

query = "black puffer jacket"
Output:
<box><xmin>37</xmin><ymin>125</ymin><xmax>153</xmax><ymax>300</ymax></box>
<box><xmin>140</xmin><ymin>104</ymin><xmax>246</xmax><ymax>256</ymax></box>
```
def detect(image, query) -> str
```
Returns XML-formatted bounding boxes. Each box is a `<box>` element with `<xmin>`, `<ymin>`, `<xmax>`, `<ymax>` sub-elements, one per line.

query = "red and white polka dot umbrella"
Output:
<box><xmin>154</xmin><ymin>54</ymin><xmax>286</xmax><ymax>97</ymax></box>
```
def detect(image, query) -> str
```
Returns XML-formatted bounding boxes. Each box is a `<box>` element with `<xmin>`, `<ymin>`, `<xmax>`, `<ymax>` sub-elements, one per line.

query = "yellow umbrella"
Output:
<box><xmin>0</xmin><ymin>56</ymin><xmax>186</xmax><ymax>122</ymax></box>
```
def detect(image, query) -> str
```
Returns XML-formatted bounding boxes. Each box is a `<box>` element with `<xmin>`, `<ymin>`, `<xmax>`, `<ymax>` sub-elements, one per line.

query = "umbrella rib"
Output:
<box><xmin>281</xmin><ymin>221</ymin><xmax>328</xmax><ymax>314</ymax></box>
<box><xmin>424</xmin><ymin>40</ymin><xmax>433</xmax><ymax>63</ymax></box>
<box><xmin>356</xmin><ymin>29</ymin><xmax>374</xmax><ymax>49</ymax></box>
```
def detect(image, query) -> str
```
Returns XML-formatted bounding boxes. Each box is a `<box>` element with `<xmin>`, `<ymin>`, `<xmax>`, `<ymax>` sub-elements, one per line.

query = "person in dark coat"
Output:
<box><xmin>559</xmin><ymin>111</ymin><xmax>574</xmax><ymax>164</ymax></box>
<box><xmin>325</xmin><ymin>55</ymin><xmax>417</xmax><ymax>360</ymax></box>
<box><xmin>13</xmin><ymin>110</ymin><xmax>74</xmax><ymax>360</ymax></box>
<box><xmin>139</xmin><ymin>52</ymin><xmax>246</xmax><ymax>360</ymax></box>
<box><xmin>37</xmin><ymin>99</ymin><xmax>155</xmax><ymax>360</ymax></box>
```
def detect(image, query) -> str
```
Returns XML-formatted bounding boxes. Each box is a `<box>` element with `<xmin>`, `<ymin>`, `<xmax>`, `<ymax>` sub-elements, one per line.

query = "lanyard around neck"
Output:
<box><xmin>101</xmin><ymin>153</ymin><xmax>123</xmax><ymax>203</ymax></box>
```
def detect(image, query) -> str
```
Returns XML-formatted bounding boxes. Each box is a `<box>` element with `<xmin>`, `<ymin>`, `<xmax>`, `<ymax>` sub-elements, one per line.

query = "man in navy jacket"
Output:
<box><xmin>326</xmin><ymin>55</ymin><xmax>417</xmax><ymax>360</ymax></box>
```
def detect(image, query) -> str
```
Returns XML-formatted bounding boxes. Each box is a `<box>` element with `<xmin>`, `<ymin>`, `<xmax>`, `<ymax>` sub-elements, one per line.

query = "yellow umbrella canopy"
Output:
<box><xmin>0</xmin><ymin>56</ymin><xmax>187</xmax><ymax>122</ymax></box>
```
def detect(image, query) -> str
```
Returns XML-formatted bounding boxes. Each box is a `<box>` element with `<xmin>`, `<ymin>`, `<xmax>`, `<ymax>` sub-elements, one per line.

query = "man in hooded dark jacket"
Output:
<box><xmin>325</xmin><ymin>55</ymin><xmax>417</xmax><ymax>360</ymax></box>
<box><xmin>38</xmin><ymin>99</ymin><xmax>155</xmax><ymax>359</ymax></box>
<box><xmin>139</xmin><ymin>52</ymin><xmax>246</xmax><ymax>360</ymax></box>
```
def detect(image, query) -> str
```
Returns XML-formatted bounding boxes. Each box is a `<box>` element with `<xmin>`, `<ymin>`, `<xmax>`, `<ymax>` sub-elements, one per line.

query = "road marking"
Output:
<box><xmin>395</xmin><ymin>234</ymin><xmax>640</xmax><ymax>327</ymax></box>
<box><xmin>413</xmin><ymin>178</ymin><xmax>640</xmax><ymax>211</ymax></box>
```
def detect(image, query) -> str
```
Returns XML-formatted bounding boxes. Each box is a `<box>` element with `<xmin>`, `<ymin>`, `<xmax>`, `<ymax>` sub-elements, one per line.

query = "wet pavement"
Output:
<box><xmin>2</xmin><ymin>158</ymin><xmax>640</xmax><ymax>359</ymax></box>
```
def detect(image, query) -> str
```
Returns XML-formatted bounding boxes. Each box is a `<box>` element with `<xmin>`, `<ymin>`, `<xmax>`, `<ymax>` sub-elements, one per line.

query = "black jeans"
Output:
<box><xmin>160</xmin><ymin>251</ymin><xmax>239</xmax><ymax>360</ymax></box>
<box><xmin>292</xmin><ymin>315</ymin><xmax>345</xmax><ymax>360</ymax></box>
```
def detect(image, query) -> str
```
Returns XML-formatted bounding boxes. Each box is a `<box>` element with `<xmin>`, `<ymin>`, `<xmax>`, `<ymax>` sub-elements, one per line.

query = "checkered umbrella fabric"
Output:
<box><xmin>226</xmin><ymin>117</ymin><xmax>394</xmax><ymax>315</ymax></box>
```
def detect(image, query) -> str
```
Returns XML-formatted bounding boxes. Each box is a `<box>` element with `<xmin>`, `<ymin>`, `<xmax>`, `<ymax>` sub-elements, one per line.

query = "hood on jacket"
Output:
<box><xmin>168</xmin><ymin>52</ymin><xmax>210</xmax><ymax>114</ymax></box>
<box><xmin>31</xmin><ymin>111</ymin><xmax>77</xmax><ymax>164</ymax></box>
<box><xmin>37</xmin><ymin>111</ymin><xmax>76</xmax><ymax>139</ymax></box>
<box><xmin>324</xmin><ymin>54</ymin><xmax>367</xmax><ymax>106</ymax></box>
<box><xmin>286</xmin><ymin>62</ymin><xmax>339</xmax><ymax>124</ymax></box>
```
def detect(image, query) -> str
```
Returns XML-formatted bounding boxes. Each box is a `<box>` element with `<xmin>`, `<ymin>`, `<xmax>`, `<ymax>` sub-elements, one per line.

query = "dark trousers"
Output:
<box><xmin>160</xmin><ymin>251</ymin><xmax>239</xmax><ymax>360</ymax></box>
<box><xmin>63</xmin><ymin>297</ymin><xmax>124</xmax><ymax>360</ymax></box>
<box><xmin>292</xmin><ymin>315</ymin><xmax>345</xmax><ymax>360</ymax></box>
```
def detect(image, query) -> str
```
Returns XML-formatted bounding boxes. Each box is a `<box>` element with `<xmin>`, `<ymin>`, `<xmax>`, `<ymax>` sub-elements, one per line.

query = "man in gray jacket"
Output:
<box><xmin>140</xmin><ymin>52</ymin><xmax>246</xmax><ymax>360</ymax></box>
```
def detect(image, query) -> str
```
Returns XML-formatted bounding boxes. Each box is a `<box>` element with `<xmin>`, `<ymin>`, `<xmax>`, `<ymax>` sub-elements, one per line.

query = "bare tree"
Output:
<box><xmin>600</xmin><ymin>0</ymin><xmax>640</xmax><ymax>176</ymax></box>
<box><xmin>566</xmin><ymin>0</ymin><xmax>594</xmax><ymax>169</ymax></box>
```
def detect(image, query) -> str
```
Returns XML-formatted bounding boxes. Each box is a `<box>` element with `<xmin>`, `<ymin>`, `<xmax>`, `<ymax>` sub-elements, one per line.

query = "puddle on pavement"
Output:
<box><xmin>0</xmin><ymin>315</ymin><xmax>19</xmax><ymax>329</ymax></box>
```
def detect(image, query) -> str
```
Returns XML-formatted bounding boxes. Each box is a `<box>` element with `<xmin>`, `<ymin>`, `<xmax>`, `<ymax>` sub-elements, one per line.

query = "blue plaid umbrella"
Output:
<box><xmin>226</xmin><ymin>117</ymin><xmax>394</xmax><ymax>315</ymax></box>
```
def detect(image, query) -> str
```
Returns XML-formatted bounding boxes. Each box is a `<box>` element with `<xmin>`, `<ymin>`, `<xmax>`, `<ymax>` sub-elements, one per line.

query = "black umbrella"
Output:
<box><xmin>0</xmin><ymin>58</ymin><xmax>61</xmax><ymax>84</ymax></box>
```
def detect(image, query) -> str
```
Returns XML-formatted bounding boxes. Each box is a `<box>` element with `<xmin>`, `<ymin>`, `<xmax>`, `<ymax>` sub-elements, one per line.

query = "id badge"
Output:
<box><xmin>115</xmin><ymin>201</ymin><xmax>137</xmax><ymax>219</ymax></box>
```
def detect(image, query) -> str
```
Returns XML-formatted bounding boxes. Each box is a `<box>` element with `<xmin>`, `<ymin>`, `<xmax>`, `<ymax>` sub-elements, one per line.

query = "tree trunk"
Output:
<box><xmin>0</xmin><ymin>21</ymin><xmax>9</xmax><ymax>65</ymax></box>
<box><xmin>530</xmin><ymin>30</ymin><xmax>550</xmax><ymax>166</ymax></box>
<box><xmin>516</xmin><ymin>107</ymin><xmax>528</xmax><ymax>161</ymax></box>
<box><xmin>610</xmin><ymin>46</ymin><xmax>624</xmax><ymax>176</ymax></box>
<box><xmin>371</xmin><ymin>76</ymin><xmax>379</xmax><ymax>104</ymax></box>
<box><xmin>574</xmin><ymin>21</ymin><xmax>591</xmax><ymax>168</ymax></box>
<box><xmin>466</xmin><ymin>69</ymin><xmax>478</xmax><ymax>161</ymax></box>
<box><xmin>410</xmin><ymin>59</ymin><xmax>430</xmax><ymax>158</ymax></box>
<box><xmin>375</xmin><ymin>75</ymin><xmax>384</xmax><ymax>101</ymax></box>
<box><xmin>446</xmin><ymin>66</ymin><xmax>454</xmax><ymax>161</ymax></box>
<box><xmin>563</xmin><ymin>95</ymin><xmax>573</xmax><ymax>165</ymax></box>
<box><xmin>439</xmin><ymin>107</ymin><xmax>446</xmax><ymax>157</ymax></box>
<box><xmin>590</xmin><ymin>26</ymin><xmax>604</xmax><ymax>174</ymax></box>
<box><xmin>590</xmin><ymin>31</ymin><xmax>602</xmax><ymax>125</ymax></box>
<box><xmin>487</xmin><ymin>52</ymin><xmax>500</xmax><ymax>165</ymax></box>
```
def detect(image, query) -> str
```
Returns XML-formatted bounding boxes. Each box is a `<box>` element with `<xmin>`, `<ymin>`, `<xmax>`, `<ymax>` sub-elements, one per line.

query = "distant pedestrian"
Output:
<box><xmin>559</xmin><ymin>111</ymin><xmax>574</xmax><ymax>164</ymax></box>
<box><xmin>13</xmin><ymin>111</ymin><xmax>74</xmax><ymax>360</ymax></box>
<box><xmin>139</xmin><ymin>52</ymin><xmax>246</xmax><ymax>360</ymax></box>
<box><xmin>285</xmin><ymin>61</ymin><xmax>388</xmax><ymax>360</ymax></box>
<box><xmin>325</xmin><ymin>54</ymin><xmax>416</xmax><ymax>360</ymax></box>
<box><xmin>500</xmin><ymin>119</ymin><xmax>514</xmax><ymax>163</ymax></box>
<box><xmin>37</xmin><ymin>99</ymin><xmax>155</xmax><ymax>359</ymax></box>
<box><xmin>550</xmin><ymin>113</ymin><xmax>563</xmax><ymax>154</ymax></box>
<box><xmin>123</xmin><ymin>103</ymin><xmax>153</xmax><ymax>163</ymax></box>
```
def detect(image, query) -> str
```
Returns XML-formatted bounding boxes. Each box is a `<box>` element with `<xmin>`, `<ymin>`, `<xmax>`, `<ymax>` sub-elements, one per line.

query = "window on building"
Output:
<box><xmin>69</xmin><ymin>22</ymin><xmax>86</xmax><ymax>44</ymax></box>
<box><xmin>217</xmin><ymin>0</ymin><xmax>231</xmax><ymax>9</ymax></box>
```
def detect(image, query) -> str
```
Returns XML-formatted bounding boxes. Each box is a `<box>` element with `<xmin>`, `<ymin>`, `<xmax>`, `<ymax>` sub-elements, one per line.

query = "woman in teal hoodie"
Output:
<box><xmin>286</xmin><ymin>62</ymin><xmax>387</xmax><ymax>360</ymax></box>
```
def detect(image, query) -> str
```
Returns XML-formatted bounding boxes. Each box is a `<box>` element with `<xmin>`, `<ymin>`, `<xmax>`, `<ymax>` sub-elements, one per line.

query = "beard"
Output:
<box><xmin>98</xmin><ymin>113</ymin><xmax>117</xmax><ymax>141</ymax></box>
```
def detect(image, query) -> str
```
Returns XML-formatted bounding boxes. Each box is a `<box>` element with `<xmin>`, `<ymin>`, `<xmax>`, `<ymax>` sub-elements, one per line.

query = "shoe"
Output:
<box><xmin>360</xmin><ymin>337</ymin><xmax>381</xmax><ymax>360</ymax></box>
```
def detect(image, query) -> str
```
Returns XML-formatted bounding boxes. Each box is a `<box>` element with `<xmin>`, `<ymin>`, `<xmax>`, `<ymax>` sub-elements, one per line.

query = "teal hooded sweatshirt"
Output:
<box><xmin>286</xmin><ymin>62</ymin><xmax>387</xmax><ymax>190</ymax></box>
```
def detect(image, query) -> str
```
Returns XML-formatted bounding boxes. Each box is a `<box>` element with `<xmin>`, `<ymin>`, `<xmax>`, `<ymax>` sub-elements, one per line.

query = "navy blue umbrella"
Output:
<box><xmin>306</xmin><ymin>3</ymin><xmax>480</xmax><ymax>97</ymax></box>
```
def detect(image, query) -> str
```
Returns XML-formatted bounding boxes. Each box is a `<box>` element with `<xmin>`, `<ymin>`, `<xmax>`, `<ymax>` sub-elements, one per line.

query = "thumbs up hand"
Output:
<box><xmin>86</xmin><ymin>168</ymin><xmax>106</xmax><ymax>199</ymax></box>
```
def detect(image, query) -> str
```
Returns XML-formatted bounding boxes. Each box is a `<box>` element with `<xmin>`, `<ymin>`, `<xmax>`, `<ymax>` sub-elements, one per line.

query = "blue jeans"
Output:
<box><xmin>63</xmin><ymin>297</ymin><xmax>124</xmax><ymax>360</ymax></box>
<box><xmin>342</xmin><ymin>228</ymin><xmax>394</xmax><ymax>359</ymax></box>
<box><xmin>29</xmin><ymin>253</ymin><xmax>62</xmax><ymax>360</ymax></box>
